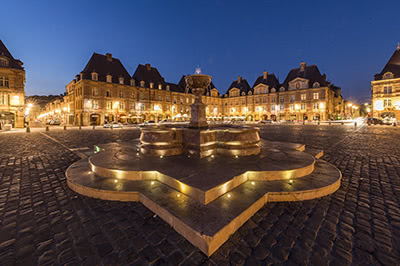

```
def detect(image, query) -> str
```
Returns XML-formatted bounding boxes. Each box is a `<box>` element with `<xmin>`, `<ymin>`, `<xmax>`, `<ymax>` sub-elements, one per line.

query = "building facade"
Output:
<box><xmin>222</xmin><ymin>63</ymin><xmax>344</xmax><ymax>121</ymax></box>
<box><xmin>39</xmin><ymin>53</ymin><xmax>345</xmax><ymax>125</ymax></box>
<box><xmin>372</xmin><ymin>44</ymin><xmax>400</xmax><ymax>120</ymax></box>
<box><xmin>0</xmin><ymin>40</ymin><xmax>25</xmax><ymax>128</ymax></box>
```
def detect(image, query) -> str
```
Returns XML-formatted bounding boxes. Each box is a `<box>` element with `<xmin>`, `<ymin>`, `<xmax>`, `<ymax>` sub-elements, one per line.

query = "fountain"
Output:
<box><xmin>141</xmin><ymin>71</ymin><xmax>260</xmax><ymax>158</ymax></box>
<box><xmin>66</xmin><ymin>69</ymin><xmax>342</xmax><ymax>256</ymax></box>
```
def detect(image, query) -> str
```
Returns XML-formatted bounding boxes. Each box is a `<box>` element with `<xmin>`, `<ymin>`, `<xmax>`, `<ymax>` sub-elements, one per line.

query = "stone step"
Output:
<box><xmin>66</xmin><ymin>158</ymin><xmax>341</xmax><ymax>256</ymax></box>
<box><xmin>304</xmin><ymin>147</ymin><xmax>324</xmax><ymax>159</ymax></box>
<box><xmin>88</xmin><ymin>142</ymin><xmax>316</xmax><ymax>204</ymax></box>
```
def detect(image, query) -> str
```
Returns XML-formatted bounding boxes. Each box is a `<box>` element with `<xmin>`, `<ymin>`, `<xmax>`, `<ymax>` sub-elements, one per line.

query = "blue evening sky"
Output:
<box><xmin>1</xmin><ymin>0</ymin><xmax>400</xmax><ymax>103</ymax></box>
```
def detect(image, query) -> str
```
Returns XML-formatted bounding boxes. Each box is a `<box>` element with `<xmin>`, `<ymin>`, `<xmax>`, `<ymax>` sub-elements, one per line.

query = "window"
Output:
<box><xmin>92</xmin><ymin>88</ymin><xmax>98</xmax><ymax>96</ymax></box>
<box><xmin>280</xmin><ymin>104</ymin><xmax>284</xmax><ymax>110</ymax></box>
<box><xmin>313</xmin><ymin>92</ymin><xmax>319</xmax><ymax>100</ymax></box>
<box><xmin>131</xmin><ymin>103</ymin><xmax>135</xmax><ymax>110</ymax></box>
<box><xmin>296</xmin><ymin>83</ymin><xmax>300</xmax><ymax>89</ymax></box>
<box><xmin>384</xmin><ymin>86</ymin><xmax>392</xmax><ymax>94</ymax></box>
<box><xmin>384</xmin><ymin>99</ymin><xmax>392</xmax><ymax>107</ymax></box>
<box><xmin>91</xmin><ymin>72</ymin><xmax>98</xmax><ymax>81</ymax></box>
<box><xmin>272</xmin><ymin>105</ymin><xmax>275</xmax><ymax>111</ymax></box>
<box><xmin>0</xmin><ymin>58</ymin><xmax>8</xmax><ymax>67</ymax></box>
<box><xmin>107</xmin><ymin>101</ymin><xmax>112</xmax><ymax>110</ymax></box>
<box><xmin>140</xmin><ymin>81</ymin><xmax>145</xmax><ymax>87</ymax></box>
<box><xmin>290</xmin><ymin>104</ymin><xmax>294</xmax><ymax>111</ymax></box>
<box><xmin>301</xmin><ymin>103</ymin><xmax>306</xmax><ymax>110</ymax></box>
<box><xmin>92</xmin><ymin>100</ymin><xmax>99</xmax><ymax>109</ymax></box>
<box><xmin>280</xmin><ymin>97</ymin><xmax>284</xmax><ymax>104</ymax></box>
<box><xmin>119</xmin><ymin>77</ymin><xmax>124</xmax><ymax>84</ymax></box>
<box><xmin>301</xmin><ymin>94</ymin><xmax>306</xmax><ymax>100</ymax></box>
<box><xmin>166</xmin><ymin>95</ymin><xmax>170</xmax><ymax>102</ymax></box>
<box><xmin>119</xmin><ymin>91</ymin><xmax>124</xmax><ymax>98</ymax></box>
<box><xmin>0</xmin><ymin>77</ymin><xmax>9</xmax><ymax>88</ymax></box>
<box><xmin>106</xmin><ymin>75</ymin><xmax>112</xmax><ymax>83</ymax></box>
<box><xmin>119</xmin><ymin>102</ymin><xmax>124</xmax><ymax>110</ymax></box>
<box><xmin>106</xmin><ymin>90</ymin><xmax>111</xmax><ymax>97</ymax></box>
<box><xmin>289</xmin><ymin>95</ymin><xmax>295</xmax><ymax>103</ymax></box>
<box><xmin>0</xmin><ymin>94</ymin><xmax>7</xmax><ymax>105</ymax></box>
<box><xmin>150</xmin><ymin>82</ymin><xmax>154</xmax><ymax>89</ymax></box>
<box><xmin>313</xmin><ymin>103</ymin><xmax>319</xmax><ymax>110</ymax></box>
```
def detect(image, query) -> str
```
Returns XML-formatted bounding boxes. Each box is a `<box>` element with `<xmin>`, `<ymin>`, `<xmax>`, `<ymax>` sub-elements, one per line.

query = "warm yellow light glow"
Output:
<box><xmin>235</xmin><ymin>155</ymin><xmax>239</xmax><ymax>158</ymax></box>
<box><xmin>11</xmin><ymin>96</ymin><xmax>20</xmax><ymax>105</ymax></box>
<box><xmin>114</xmin><ymin>179</ymin><xmax>118</xmax><ymax>183</ymax></box>
<box><xmin>231</xmin><ymin>107</ymin><xmax>235</xmax><ymax>113</ymax></box>
<box><xmin>367</xmin><ymin>107</ymin><xmax>371</xmax><ymax>112</ymax></box>
<box><xmin>374</xmin><ymin>100</ymin><xmax>384</xmax><ymax>111</ymax></box>
<box><xmin>348</xmin><ymin>103</ymin><xmax>352</xmax><ymax>107</ymax></box>
<box><xmin>160</xmin><ymin>155</ymin><xmax>163</xmax><ymax>159</ymax></box>
<box><xmin>151</xmin><ymin>181</ymin><xmax>155</xmax><ymax>185</ymax></box>
<box><xmin>244</xmin><ymin>107</ymin><xmax>248</xmax><ymax>112</ymax></box>
<box><xmin>28</xmin><ymin>103</ymin><xmax>33</xmax><ymax>108</ymax></box>
<box><xmin>227</xmin><ymin>193</ymin><xmax>232</xmax><ymax>198</ymax></box>
<box><xmin>63</xmin><ymin>107</ymin><xmax>67</xmax><ymax>112</ymax></box>
<box><xmin>211</xmin><ymin>155</ymin><xmax>215</xmax><ymax>158</ymax></box>
<box><xmin>320</xmin><ymin>103</ymin><xmax>325</xmax><ymax>110</ymax></box>
<box><xmin>154</xmin><ymin>105</ymin><xmax>161</xmax><ymax>111</ymax></box>
<box><xmin>251</xmin><ymin>181</ymin><xmax>255</xmax><ymax>185</ymax></box>
<box><xmin>114</xmin><ymin>101</ymin><xmax>119</xmax><ymax>109</ymax></box>
<box><xmin>176</xmin><ymin>193</ymin><xmax>181</xmax><ymax>198</ymax></box>
<box><xmin>288</xmin><ymin>179</ymin><xmax>293</xmax><ymax>184</ymax></box>
<box><xmin>295</xmin><ymin>104</ymin><xmax>300</xmax><ymax>110</ymax></box>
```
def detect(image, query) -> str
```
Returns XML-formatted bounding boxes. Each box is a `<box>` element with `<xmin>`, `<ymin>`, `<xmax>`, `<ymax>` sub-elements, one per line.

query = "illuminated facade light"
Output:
<box><xmin>227</xmin><ymin>193</ymin><xmax>232</xmax><ymax>198</ymax></box>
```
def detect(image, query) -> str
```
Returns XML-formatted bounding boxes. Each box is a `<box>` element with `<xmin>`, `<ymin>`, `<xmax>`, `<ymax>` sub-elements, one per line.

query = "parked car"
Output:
<box><xmin>103</xmin><ymin>122</ymin><xmax>123</xmax><ymax>128</ymax></box>
<box><xmin>382</xmin><ymin>117</ymin><xmax>396</xmax><ymax>125</ymax></box>
<box><xmin>367</xmin><ymin>118</ymin><xmax>383</xmax><ymax>125</ymax></box>
<box><xmin>47</xmin><ymin>119</ymin><xmax>61</xmax><ymax>125</ymax></box>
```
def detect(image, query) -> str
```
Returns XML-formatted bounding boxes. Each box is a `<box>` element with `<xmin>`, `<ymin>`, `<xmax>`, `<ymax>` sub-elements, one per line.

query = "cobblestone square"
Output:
<box><xmin>1</xmin><ymin>125</ymin><xmax>399</xmax><ymax>265</ymax></box>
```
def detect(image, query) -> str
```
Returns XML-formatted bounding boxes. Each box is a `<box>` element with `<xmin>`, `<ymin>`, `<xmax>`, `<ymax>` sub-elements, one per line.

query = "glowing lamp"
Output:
<box><xmin>374</xmin><ymin>100</ymin><xmax>384</xmax><ymax>111</ymax></box>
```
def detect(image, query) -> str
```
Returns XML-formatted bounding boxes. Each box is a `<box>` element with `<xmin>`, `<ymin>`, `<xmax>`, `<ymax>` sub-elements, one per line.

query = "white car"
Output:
<box><xmin>103</xmin><ymin>122</ymin><xmax>123</xmax><ymax>128</ymax></box>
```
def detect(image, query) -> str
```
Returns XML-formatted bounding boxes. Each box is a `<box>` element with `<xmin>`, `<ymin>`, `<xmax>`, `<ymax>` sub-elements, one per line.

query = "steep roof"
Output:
<box><xmin>374</xmin><ymin>45</ymin><xmax>400</xmax><ymax>80</ymax></box>
<box><xmin>0</xmin><ymin>39</ymin><xmax>24</xmax><ymax>70</ymax></box>
<box><xmin>226</xmin><ymin>78</ymin><xmax>252</xmax><ymax>95</ymax></box>
<box><xmin>281</xmin><ymin>64</ymin><xmax>327</xmax><ymax>89</ymax></box>
<box><xmin>177</xmin><ymin>75</ymin><xmax>219</xmax><ymax>96</ymax></box>
<box><xmin>132</xmin><ymin>64</ymin><xmax>165</xmax><ymax>88</ymax></box>
<box><xmin>80</xmin><ymin>53</ymin><xmax>131</xmax><ymax>84</ymax></box>
<box><xmin>252</xmin><ymin>73</ymin><xmax>280</xmax><ymax>91</ymax></box>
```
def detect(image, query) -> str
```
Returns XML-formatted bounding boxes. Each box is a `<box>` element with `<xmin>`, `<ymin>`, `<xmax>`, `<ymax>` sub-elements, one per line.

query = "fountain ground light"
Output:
<box><xmin>66</xmin><ymin>71</ymin><xmax>342</xmax><ymax>256</ymax></box>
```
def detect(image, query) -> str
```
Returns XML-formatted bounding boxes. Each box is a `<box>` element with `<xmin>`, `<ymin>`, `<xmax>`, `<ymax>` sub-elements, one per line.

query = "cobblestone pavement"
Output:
<box><xmin>0</xmin><ymin>125</ymin><xmax>399</xmax><ymax>265</ymax></box>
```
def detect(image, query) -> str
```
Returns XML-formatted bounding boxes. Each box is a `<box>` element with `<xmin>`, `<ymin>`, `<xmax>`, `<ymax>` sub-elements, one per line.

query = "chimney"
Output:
<box><xmin>300</xmin><ymin>62</ymin><xmax>306</xmax><ymax>71</ymax></box>
<box><xmin>146</xmin><ymin>63</ymin><xmax>151</xmax><ymax>70</ymax></box>
<box><xmin>75</xmin><ymin>75</ymin><xmax>79</xmax><ymax>82</ymax></box>
<box><xmin>106</xmin><ymin>53</ymin><xmax>112</xmax><ymax>62</ymax></box>
<box><xmin>263</xmin><ymin>71</ymin><xmax>268</xmax><ymax>79</ymax></box>
<box><xmin>237</xmin><ymin>76</ymin><xmax>242</xmax><ymax>83</ymax></box>
<box><xmin>397</xmin><ymin>42</ymin><xmax>400</xmax><ymax>50</ymax></box>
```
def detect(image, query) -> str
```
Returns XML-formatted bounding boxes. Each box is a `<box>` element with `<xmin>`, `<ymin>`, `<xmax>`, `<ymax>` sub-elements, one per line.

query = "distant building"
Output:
<box><xmin>39</xmin><ymin>52</ymin><xmax>345</xmax><ymax>125</ymax></box>
<box><xmin>372</xmin><ymin>44</ymin><xmax>400</xmax><ymax>120</ymax></box>
<box><xmin>221</xmin><ymin>63</ymin><xmax>344</xmax><ymax>121</ymax></box>
<box><xmin>0</xmin><ymin>40</ymin><xmax>25</xmax><ymax>128</ymax></box>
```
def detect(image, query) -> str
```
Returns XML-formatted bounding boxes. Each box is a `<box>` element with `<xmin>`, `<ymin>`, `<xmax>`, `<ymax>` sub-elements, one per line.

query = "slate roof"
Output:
<box><xmin>281</xmin><ymin>64</ymin><xmax>327</xmax><ymax>89</ymax></box>
<box><xmin>252</xmin><ymin>73</ymin><xmax>280</xmax><ymax>92</ymax></box>
<box><xmin>374</xmin><ymin>46</ymin><xmax>400</xmax><ymax>80</ymax></box>
<box><xmin>132</xmin><ymin>64</ymin><xmax>165</xmax><ymax>88</ymax></box>
<box><xmin>80</xmin><ymin>53</ymin><xmax>131</xmax><ymax>85</ymax></box>
<box><xmin>177</xmin><ymin>75</ymin><xmax>219</xmax><ymax>96</ymax></box>
<box><xmin>226</xmin><ymin>78</ymin><xmax>252</xmax><ymax>96</ymax></box>
<box><xmin>0</xmin><ymin>39</ymin><xmax>24</xmax><ymax>70</ymax></box>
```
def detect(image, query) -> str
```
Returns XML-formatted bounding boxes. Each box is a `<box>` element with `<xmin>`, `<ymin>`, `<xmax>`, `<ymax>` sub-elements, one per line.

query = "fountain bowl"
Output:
<box><xmin>185</xmin><ymin>74</ymin><xmax>212</xmax><ymax>90</ymax></box>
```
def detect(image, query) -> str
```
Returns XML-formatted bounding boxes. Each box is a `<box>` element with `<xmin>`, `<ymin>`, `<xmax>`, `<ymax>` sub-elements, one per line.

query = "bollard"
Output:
<box><xmin>341</xmin><ymin>122</ymin><xmax>344</xmax><ymax>125</ymax></box>
<box><xmin>46</xmin><ymin>126</ymin><xmax>49</xmax><ymax>131</ymax></box>
<box><xmin>26</xmin><ymin>127</ymin><xmax>30</xmax><ymax>133</ymax></box>
<box><xmin>79</xmin><ymin>125</ymin><xmax>82</xmax><ymax>130</ymax></box>
<box><xmin>393</xmin><ymin>123</ymin><xmax>397</xmax><ymax>127</ymax></box>
<box><xmin>111</xmin><ymin>125</ymin><xmax>113</xmax><ymax>130</ymax></box>
<box><xmin>93</xmin><ymin>125</ymin><xmax>96</xmax><ymax>130</ymax></box>
<box><xmin>354</xmin><ymin>122</ymin><xmax>357</xmax><ymax>127</ymax></box>
<box><xmin>318</xmin><ymin>121</ymin><xmax>320</xmax><ymax>125</ymax></box>
<box><xmin>303</xmin><ymin>121</ymin><xmax>305</xmax><ymax>125</ymax></box>
<box><xmin>63</xmin><ymin>125</ymin><xmax>67</xmax><ymax>130</ymax></box>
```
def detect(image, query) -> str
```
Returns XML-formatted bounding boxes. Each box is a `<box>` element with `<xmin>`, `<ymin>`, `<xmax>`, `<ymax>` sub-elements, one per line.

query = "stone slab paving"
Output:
<box><xmin>0</xmin><ymin>125</ymin><xmax>400</xmax><ymax>265</ymax></box>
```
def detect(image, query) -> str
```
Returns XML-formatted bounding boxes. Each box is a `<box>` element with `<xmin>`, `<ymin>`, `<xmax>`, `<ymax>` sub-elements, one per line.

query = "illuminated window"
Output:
<box><xmin>106</xmin><ymin>75</ymin><xmax>112</xmax><ymax>83</ymax></box>
<box><xmin>290</xmin><ymin>104</ymin><xmax>294</xmax><ymax>111</ymax></box>
<box><xmin>119</xmin><ymin>91</ymin><xmax>124</xmax><ymax>98</ymax></box>
<box><xmin>313</xmin><ymin>103</ymin><xmax>319</xmax><ymax>110</ymax></box>
<box><xmin>384</xmin><ymin>99</ymin><xmax>392</xmax><ymax>107</ymax></box>
<box><xmin>301</xmin><ymin>94</ymin><xmax>306</xmax><ymax>100</ymax></box>
<box><xmin>290</xmin><ymin>95</ymin><xmax>295</xmax><ymax>103</ymax></box>
<box><xmin>301</xmin><ymin>103</ymin><xmax>306</xmax><ymax>110</ymax></box>
<box><xmin>384</xmin><ymin>86</ymin><xmax>392</xmax><ymax>94</ymax></box>
<box><xmin>106</xmin><ymin>101</ymin><xmax>112</xmax><ymax>110</ymax></box>
<box><xmin>0</xmin><ymin>94</ymin><xmax>7</xmax><ymax>105</ymax></box>
<box><xmin>92</xmin><ymin>100</ymin><xmax>99</xmax><ymax>109</ymax></box>
<box><xmin>92</xmin><ymin>88</ymin><xmax>98</xmax><ymax>96</ymax></box>
<box><xmin>91</xmin><ymin>72</ymin><xmax>98</xmax><ymax>81</ymax></box>
<box><xmin>313</xmin><ymin>92</ymin><xmax>319</xmax><ymax>100</ymax></box>
<box><xmin>119</xmin><ymin>77</ymin><xmax>124</xmax><ymax>84</ymax></box>
<box><xmin>119</xmin><ymin>102</ymin><xmax>124</xmax><ymax>110</ymax></box>
<box><xmin>106</xmin><ymin>90</ymin><xmax>111</xmax><ymax>97</ymax></box>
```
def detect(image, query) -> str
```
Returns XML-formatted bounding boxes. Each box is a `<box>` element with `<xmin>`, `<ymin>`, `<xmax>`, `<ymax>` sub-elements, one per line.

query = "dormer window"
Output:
<box><xmin>130</xmin><ymin>79</ymin><xmax>135</xmax><ymax>86</ymax></box>
<box><xmin>140</xmin><ymin>81</ymin><xmax>145</xmax><ymax>87</ymax></box>
<box><xmin>271</xmin><ymin>88</ymin><xmax>276</xmax><ymax>93</ymax></box>
<box><xmin>119</xmin><ymin>77</ymin><xmax>124</xmax><ymax>84</ymax></box>
<box><xmin>384</xmin><ymin>72</ymin><xmax>394</xmax><ymax>79</ymax></box>
<box><xmin>296</xmin><ymin>83</ymin><xmax>300</xmax><ymax>89</ymax></box>
<box><xmin>91</xmin><ymin>72</ymin><xmax>98</xmax><ymax>81</ymax></box>
<box><xmin>241</xmin><ymin>92</ymin><xmax>245</xmax><ymax>96</ymax></box>
<box><xmin>158</xmin><ymin>84</ymin><xmax>162</xmax><ymax>90</ymax></box>
<box><xmin>249</xmin><ymin>91</ymin><xmax>252</xmax><ymax>95</ymax></box>
<box><xmin>166</xmin><ymin>85</ymin><xmax>170</xmax><ymax>91</ymax></box>
<box><xmin>280</xmin><ymin>87</ymin><xmax>285</xmax><ymax>92</ymax></box>
<box><xmin>0</xmin><ymin>57</ymin><xmax>9</xmax><ymax>67</ymax></box>
<box><xmin>150</xmin><ymin>82</ymin><xmax>154</xmax><ymax>89</ymax></box>
<box><xmin>313</xmin><ymin>82</ymin><xmax>320</xmax><ymax>88</ymax></box>
<box><xmin>106</xmin><ymin>75</ymin><xmax>112</xmax><ymax>83</ymax></box>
